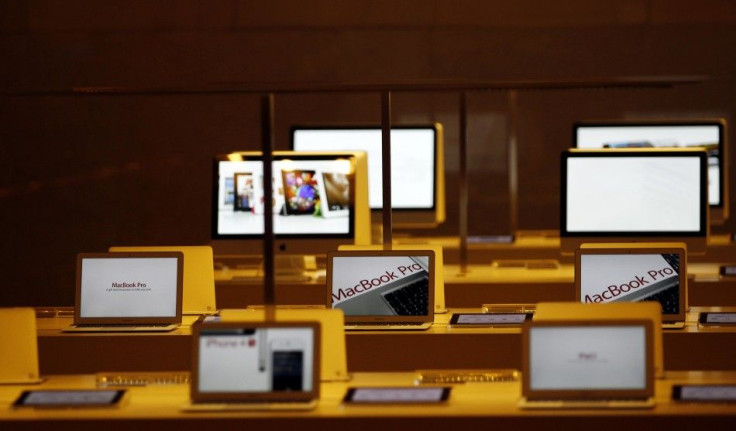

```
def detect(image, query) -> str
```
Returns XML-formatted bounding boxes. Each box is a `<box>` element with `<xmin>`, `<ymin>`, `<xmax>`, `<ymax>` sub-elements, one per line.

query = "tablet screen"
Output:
<box><xmin>344</xmin><ymin>387</ymin><xmax>450</xmax><ymax>403</ymax></box>
<box><xmin>14</xmin><ymin>390</ymin><xmax>125</xmax><ymax>407</ymax></box>
<box><xmin>700</xmin><ymin>312</ymin><xmax>736</xmax><ymax>324</ymax></box>
<box><xmin>674</xmin><ymin>385</ymin><xmax>736</xmax><ymax>402</ymax></box>
<box><xmin>450</xmin><ymin>313</ymin><xmax>529</xmax><ymax>325</ymax></box>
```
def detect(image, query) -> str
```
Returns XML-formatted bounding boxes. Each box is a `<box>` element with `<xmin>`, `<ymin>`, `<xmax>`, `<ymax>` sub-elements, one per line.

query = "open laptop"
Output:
<box><xmin>575</xmin><ymin>243</ymin><xmax>687</xmax><ymax>329</ymax></box>
<box><xmin>519</xmin><ymin>319</ymin><xmax>655</xmax><ymax>409</ymax></box>
<box><xmin>64</xmin><ymin>252</ymin><xmax>184</xmax><ymax>332</ymax></box>
<box><xmin>326</xmin><ymin>250</ymin><xmax>435</xmax><ymax>330</ymax></box>
<box><xmin>183</xmin><ymin>320</ymin><xmax>320</xmax><ymax>411</ymax></box>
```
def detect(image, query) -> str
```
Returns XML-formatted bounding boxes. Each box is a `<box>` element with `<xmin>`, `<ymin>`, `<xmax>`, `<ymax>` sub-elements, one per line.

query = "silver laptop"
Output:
<box><xmin>575</xmin><ymin>243</ymin><xmax>687</xmax><ymax>329</ymax></box>
<box><xmin>519</xmin><ymin>319</ymin><xmax>655</xmax><ymax>409</ymax></box>
<box><xmin>64</xmin><ymin>252</ymin><xmax>184</xmax><ymax>332</ymax></box>
<box><xmin>182</xmin><ymin>321</ymin><xmax>320</xmax><ymax>411</ymax></box>
<box><xmin>326</xmin><ymin>250</ymin><xmax>435</xmax><ymax>330</ymax></box>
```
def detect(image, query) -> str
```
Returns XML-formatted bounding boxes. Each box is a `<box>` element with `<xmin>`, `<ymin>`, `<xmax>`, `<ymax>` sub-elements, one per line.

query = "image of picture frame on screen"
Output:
<box><xmin>211</xmin><ymin>151</ymin><xmax>371</xmax><ymax>256</ymax></box>
<box><xmin>560</xmin><ymin>149</ymin><xmax>709</xmax><ymax>254</ymax></box>
<box><xmin>290</xmin><ymin>124</ymin><xmax>445</xmax><ymax>229</ymax></box>
<box><xmin>573</xmin><ymin>120</ymin><xmax>727</xmax><ymax>224</ymax></box>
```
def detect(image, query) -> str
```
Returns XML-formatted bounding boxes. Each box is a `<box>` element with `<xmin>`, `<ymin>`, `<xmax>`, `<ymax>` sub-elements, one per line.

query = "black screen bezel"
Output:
<box><xmin>560</xmin><ymin>150</ymin><xmax>709</xmax><ymax>238</ymax></box>
<box><xmin>13</xmin><ymin>390</ymin><xmax>126</xmax><ymax>408</ymax></box>
<box><xmin>343</xmin><ymin>387</ymin><xmax>451</xmax><ymax>404</ymax></box>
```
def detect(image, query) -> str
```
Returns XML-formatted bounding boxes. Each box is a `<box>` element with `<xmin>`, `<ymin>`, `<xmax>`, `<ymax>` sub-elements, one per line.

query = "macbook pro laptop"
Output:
<box><xmin>183</xmin><ymin>320</ymin><xmax>320</xmax><ymax>411</ymax></box>
<box><xmin>575</xmin><ymin>243</ymin><xmax>687</xmax><ymax>329</ymax></box>
<box><xmin>64</xmin><ymin>252</ymin><xmax>184</xmax><ymax>332</ymax></box>
<box><xmin>326</xmin><ymin>250</ymin><xmax>435</xmax><ymax>330</ymax></box>
<box><xmin>519</xmin><ymin>319</ymin><xmax>655</xmax><ymax>409</ymax></box>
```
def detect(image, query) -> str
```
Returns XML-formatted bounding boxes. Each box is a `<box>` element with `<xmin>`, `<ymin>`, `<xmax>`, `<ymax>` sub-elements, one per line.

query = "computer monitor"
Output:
<box><xmin>211</xmin><ymin>151</ymin><xmax>371</xmax><ymax>256</ymax></box>
<box><xmin>290</xmin><ymin>124</ymin><xmax>445</xmax><ymax>228</ymax></box>
<box><xmin>573</xmin><ymin>120</ymin><xmax>728</xmax><ymax>223</ymax></box>
<box><xmin>560</xmin><ymin>149</ymin><xmax>709</xmax><ymax>254</ymax></box>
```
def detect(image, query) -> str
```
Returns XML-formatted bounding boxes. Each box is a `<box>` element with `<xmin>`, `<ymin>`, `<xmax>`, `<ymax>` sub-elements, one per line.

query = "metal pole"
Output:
<box><xmin>381</xmin><ymin>91</ymin><xmax>393</xmax><ymax>249</ymax></box>
<box><xmin>508</xmin><ymin>90</ymin><xmax>519</xmax><ymax>235</ymax></box>
<box><xmin>459</xmin><ymin>92</ymin><xmax>468</xmax><ymax>274</ymax></box>
<box><xmin>261</xmin><ymin>94</ymin><xmax>276</xmax><ymax>321</ymax></box>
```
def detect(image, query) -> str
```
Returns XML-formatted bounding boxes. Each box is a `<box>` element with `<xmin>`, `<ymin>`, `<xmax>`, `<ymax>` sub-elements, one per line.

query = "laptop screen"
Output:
<box><xmin>78</xmin><ymin>255</ymin><xmax>181</xmax><ymax>319</ymax></box>
<box><xmin>193</xmin><ymin>323</ymin><xmax>319</xmax><ymax>402</ymax></box>
<box><xmin>327</xmin><ymin>252</ymin><xmax>433</xmax><ymax>321</ymax></box>
<box><xmin>528</xmin><ymin>325</ymin><xmax>648</xmax><ymax>392</ymax></box>
<box><xmin>578</xmin><ymin>253</ymin><xmax>682</xmax><ymax>316</ymax></box>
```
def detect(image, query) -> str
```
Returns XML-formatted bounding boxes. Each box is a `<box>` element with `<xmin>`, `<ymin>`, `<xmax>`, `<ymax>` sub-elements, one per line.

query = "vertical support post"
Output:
<box><xmin>381</xmin><ymin>91</ymin><xmax>393</xmax><ymax>250</ymax></box>
<box><xmin>508</xmin><ymin>90</ymin><xmax>519</xmax><ymax>235</ymax></box>
<box><xmin>261</xmin><ymin>94</ymin><xmax>276</xmax><ymax>322</ymax></box>
<box><xmin>458</xmin><ymin>92</ymin><xmax>469</xmax><ymax>274</ymax></box>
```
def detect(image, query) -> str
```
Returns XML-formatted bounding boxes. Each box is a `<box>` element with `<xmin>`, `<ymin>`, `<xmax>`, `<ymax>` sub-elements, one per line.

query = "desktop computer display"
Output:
<box><xmin>211</xmin><ymin>151</ymin><xmax>371</xmax><ymax>256</ymax></box>
<box><xmin>291</xmin><ymin>124</ymin><xmax>445</xmax><ymax>228</ymax></box>
<box><xmin>560</xmin><ymin>149</ymin><xmax>709</xmax><ymax>254</ymax></box>
<box><xmin>574</xmin><ymin>120</ymin><xmax>727</xmax><ymax>223</ymax></box>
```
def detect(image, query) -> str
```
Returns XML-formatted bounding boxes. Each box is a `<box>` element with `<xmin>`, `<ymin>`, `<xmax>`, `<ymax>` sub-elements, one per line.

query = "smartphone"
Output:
<box><xmin>13</xmin><ymin>390</ymin><xmax>125</xmax><ymax>408</ymax></box>
<box><xmin>673</xmin><ymin>385</ymin><xmax>736</xmax><ymax>402</ymax></box>
<box><xmin>698</xmin><ymin>312</ymin><xmax>736</xmax><ymax>326</ymax></box>
<box><xmin>343</xmin><ymin>387</ymin><xmax>451</xmax><ymax>404</ymax></box>
<box><xmin>448</xmin><ymin>313</ymin><xmax>532</xmax><ymax>328</ymax></box>
<box><xmin>270</xmin><ymin>338</ymin><xmax>305</xmax><ymax>391</ymax></box>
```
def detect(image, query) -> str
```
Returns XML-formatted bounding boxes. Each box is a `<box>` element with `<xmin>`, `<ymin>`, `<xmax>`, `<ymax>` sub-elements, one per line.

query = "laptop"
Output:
<box><xmin>64</xmin><ymin>252</ymin><xmax>184</xmax><ymax>332</ymax></box>
<box><xmin>183</xmin><ymin>320</ymin><xmax>320</xmax><ymax>411</ymax></box>
<box><xmin>109</xmin><ymin>245</ymin><xmax>217</xmax><ymax>315</ymax></box>
<box><xmin>0</xmin><ymin>308</ymin><xmax>43</xmax><ymax>384</ymax></box>
<box><xmin>326</xmin><ymin>250</ymin><xmax>435</xmax><ymax>330</ymax></box>
<box><xmin>519</xmin><ymin>319</ymin><xmax>655</xmax><ymax>409</ymax></box>
<box><xmin>575</xmin><ymin>243</ymin><xmax>687</xmax><ymax>329</ymax></box>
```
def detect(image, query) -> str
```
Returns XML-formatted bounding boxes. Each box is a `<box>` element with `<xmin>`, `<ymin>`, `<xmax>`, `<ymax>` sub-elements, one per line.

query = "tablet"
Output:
<box><xmin>448</xmin><ymin>313</ymin><xmax>532</xmax><ymax>327</ymax></box>
<box><xmin>673</xmin><ymin>385</ymin><xmax>736</xmax><ymax>402</ymax></box>
<box><xmin>698</xmin><ymin>312</ymin><xmax>736</xmax><ymax>326</ymax></box>
<box><xmin>343</xmin><ymin>387</ymin><xmax>450</xmax><ymax>404</ymax></box>
<box><xmin>13</xmin><ymin>390</ymin><xmax>126</xmax><ymax>408</ymax></box>
<box><xmin>719</xmin><ymin>265</ymin><xmax>736</xmax><ymax>277</ymax></box>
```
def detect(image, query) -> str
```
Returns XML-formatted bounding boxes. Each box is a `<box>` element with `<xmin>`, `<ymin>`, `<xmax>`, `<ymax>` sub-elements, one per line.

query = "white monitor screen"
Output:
<box><xmin>215</xmin><ymin>158</ymin><xmax>353</xmax><ymax>236</ymax></box>
<box><xmin>80</xmin><ymin>257</ymin><xmax>179</xmax><ymax>318</ymax></box>
<box><xmin>330</xmin><ymin>255</ymin><xmax>430</xmax><ymax>316</ymax></box>
<box><xmin>292</xmin><ymin>127</ymin><xmax>436</xmax><ymax>210</ymax></box>
<box><xmin>579</xmin><ymin>253</ymin><xmax>681</xmax><ymax>315</ymax></box>
<box><xmin>198</xmin><ymin>327</ymin><xmax>315</xmax><ymax>393</ymax></box>
<box><xmin>575</xmin><ymin>124</ymin><xmax>722</xmax><ymax>206</ymax></box>
<box><xmin>529</xmin><ymin>326</ymin><xmax>647</xmax><ymax>390</ymax></box>
<box><xmin>564</xmin><ymin>154</ymin><xmax>704</xmax><ymax>233</ymax></box>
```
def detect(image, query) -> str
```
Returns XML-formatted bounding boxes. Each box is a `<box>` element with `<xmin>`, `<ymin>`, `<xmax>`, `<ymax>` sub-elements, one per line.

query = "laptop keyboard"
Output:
<box><xmin>661</xmin><ymin>253</ymin><xmax>680</xmax><ymax>273</ymax></box>
<box><xmin>642</xmin><ymin>284</ymin><xmax>680</xmax><ymax>315</ymax></box>
<box><xmin>383</xmin><ymin>277</ymin><xmax>429</xmax><ymax>316</ymax></box>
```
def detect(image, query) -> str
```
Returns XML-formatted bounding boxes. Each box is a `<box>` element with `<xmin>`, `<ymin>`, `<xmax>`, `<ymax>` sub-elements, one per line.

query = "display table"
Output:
<box><xmin>36</xmin><ymin>308</ymin><xmax>736</xmax><ymax>374</ymax></box>
<box><xmin>2</xmin><ymin>372</ymin><xmax>736</xmax><ymax>430</ymax></box>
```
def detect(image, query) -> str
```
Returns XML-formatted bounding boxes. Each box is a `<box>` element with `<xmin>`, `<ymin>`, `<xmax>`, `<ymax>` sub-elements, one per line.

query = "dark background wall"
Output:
<box><xmin>1</xmin><ymin>0</ymin><xmax>734</xmax><ymax>306</ymax></box>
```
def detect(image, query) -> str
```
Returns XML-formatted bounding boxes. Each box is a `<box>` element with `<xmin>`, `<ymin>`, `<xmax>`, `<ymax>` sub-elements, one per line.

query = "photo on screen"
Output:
<box><xmin>321</xmin><ymin>173</ymin><xmax>350</xmax><ymax>211</ymax></box>
<box><xmin>282</xmin><ymin>170</ymin><xmax>318</xmax><ymax>215</ymax></box>
<box><xmin>233</xmin><ymin>173</ymin><xmax>255</xmax><ymax>212</ymax></box>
